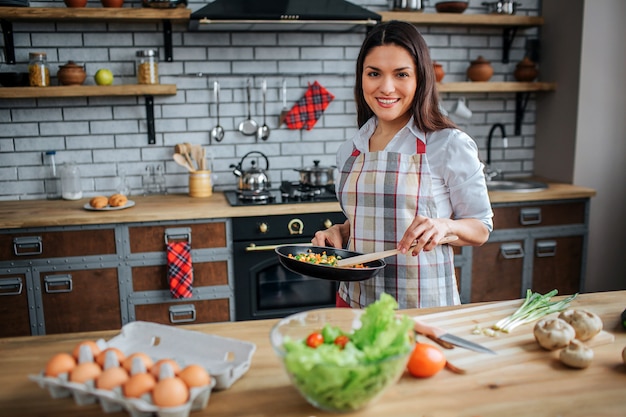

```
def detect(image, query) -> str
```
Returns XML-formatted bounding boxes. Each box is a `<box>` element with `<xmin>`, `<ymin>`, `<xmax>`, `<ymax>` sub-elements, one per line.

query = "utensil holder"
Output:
<box><xmin>189</xmin><ymin>170</ymin><xmax>212</xmax><ymax>198</ymax></box>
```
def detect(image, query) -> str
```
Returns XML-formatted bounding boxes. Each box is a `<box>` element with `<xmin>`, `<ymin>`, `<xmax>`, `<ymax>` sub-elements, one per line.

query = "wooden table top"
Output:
<box><xmin>1</xmin><ymin>290</ymin><xmax>624</xmax><ymax>417</ymax></box>
<box><xmin>0</xmin><ymin>180</ymin><xmax>596</xmax><ymax>229</ymax></box>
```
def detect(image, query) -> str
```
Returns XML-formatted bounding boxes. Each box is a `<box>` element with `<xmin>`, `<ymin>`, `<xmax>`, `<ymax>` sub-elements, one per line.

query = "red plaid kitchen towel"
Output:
<box><xmin>284</xmin><ymin>81</ymin><xmax>335</xmax><ymax>130</ymax></box>
<box><xmin>166</xmin><ymin>241</ymin><xmax>193</xmax><ymax>299</ymax></box>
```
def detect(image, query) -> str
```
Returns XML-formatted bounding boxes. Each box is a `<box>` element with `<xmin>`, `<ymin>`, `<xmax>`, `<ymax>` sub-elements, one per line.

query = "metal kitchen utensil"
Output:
<box><xmin>279</xmin><ymin>78</ymin><xmax>289</xmax><ymax>126</ymax></box>
<box><xmin>275</xmin><ymin>245</ymin><xmax>386</xmax><ymax>282</ymax></box>
<box><xmin>238</xmin><ymin>78</ymin><xmax>258</xmax><ymax>137</ymax></box>
<box><xmin>257</xmin><ymin>78</ymin><xmax>270</xmax><ymax>141</ymax></box>
<box><xmin>210</xmin><ymin>80</ymin><xmax>225</xmax><ymax>143</ymax></box>
<box><xmin>413</xmin><ymin>319</ymin><xmax>496</xmax><ymax>354</ymax></box>
<box><xmin>173</xmin><ymin>153</ymin><xmax>195</xmax><ymax>172</ymax></box>
<box><xmin>336</xmin><ymin>235</ymin><xmax>459</xmax><ymax>267</ymax></box>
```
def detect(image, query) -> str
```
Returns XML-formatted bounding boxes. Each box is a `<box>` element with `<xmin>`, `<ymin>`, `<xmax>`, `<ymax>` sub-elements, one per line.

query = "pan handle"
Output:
<box><xmin>246</xmin><ymin>242</ymin><xmax>311</xmax><ymax>252</ymax></box>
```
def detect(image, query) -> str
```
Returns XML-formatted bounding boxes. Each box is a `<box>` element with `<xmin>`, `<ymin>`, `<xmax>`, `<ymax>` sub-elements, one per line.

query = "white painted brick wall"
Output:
<box><xmin>0</xmin><ymin>0</ymin><xmax>542</xmax><ymax>200</ymax></box>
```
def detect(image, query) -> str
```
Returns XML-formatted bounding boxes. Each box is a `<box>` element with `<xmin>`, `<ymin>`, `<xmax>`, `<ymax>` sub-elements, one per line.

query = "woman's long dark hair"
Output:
<box><xmin>355</xmin><ymin>20</ymin><xmax>456</xmax><ymax>132</ymax></box>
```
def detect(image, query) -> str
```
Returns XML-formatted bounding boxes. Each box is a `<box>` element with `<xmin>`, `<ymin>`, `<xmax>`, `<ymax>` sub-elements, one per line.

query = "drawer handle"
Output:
<box><xmin>536</xmin><ymin>240</ymin><xmax>557</xmax><ymax>257</ymax></box>
<box><xmin>164</xmin><ymin>227</ymin><xmax>192</xmax><ymax>244</ymax></box>
<box><xmin>0</xmin><ymin>277</ymin><xmax>23</xmax><ymax>296</ymax></box>
<box><xmin>520</xmin><ymin>207</ymin><xmax>542</xmax><ymax>225</ymax></box>
<box><xmin>13</xmin><ymin>236</ymin><xmax>42</xmax><ymax>256</ymax></box>
<box><xmin>500</xmin><ymin>243</ymin><xmax>524</xmax><ymax>259</ymax></box>
<box><xmin>44</xmin><ymin>274</ymin><xmax>73</xmax><ymax>293</ymax></box>
<box><xmin>169</xmin><ymin>304</ymin><xmax>196</xmax><ymax>323</ymax></box>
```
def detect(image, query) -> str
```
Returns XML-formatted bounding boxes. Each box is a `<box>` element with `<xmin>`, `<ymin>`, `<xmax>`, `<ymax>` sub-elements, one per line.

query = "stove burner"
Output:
<box><xmin>280</xmin><ymin>181</ymin><xmax>336</xmax><ymax>201</ymax></box>
<box><xmin>223</xmin><ymin>183</ymin><xmax>337</xmax><ymax>206</ymax></box>
<box><xmin>237</xmin><ymin>189</ymin><xmax>274</xmax><ymax>202</ymax></box>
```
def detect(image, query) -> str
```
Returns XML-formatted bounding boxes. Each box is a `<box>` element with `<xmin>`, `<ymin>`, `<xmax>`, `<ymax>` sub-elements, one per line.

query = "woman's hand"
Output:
<box><xmin>398</xmin><ymin>216</ymin><xmax>489</xmax><ymax>255</ymax></box>
<box><xmin>311</xmin><ymin>220</ymin><xmax>350</xmax><ymax>248</ymax></box>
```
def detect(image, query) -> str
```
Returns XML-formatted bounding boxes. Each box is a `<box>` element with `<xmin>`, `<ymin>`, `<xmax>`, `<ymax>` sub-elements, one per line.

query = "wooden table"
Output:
<box><xmin>2</xmin><ymin>291</ymin><xmax>624</xmax><ymax>417</ymax></box>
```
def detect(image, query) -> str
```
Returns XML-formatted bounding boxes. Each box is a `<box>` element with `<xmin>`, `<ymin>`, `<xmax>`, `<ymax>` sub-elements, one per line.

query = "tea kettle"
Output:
<box><xmin>230</xmin><ymin>151</ymin><xmax>271</xmax><ymax>192</ymax></box>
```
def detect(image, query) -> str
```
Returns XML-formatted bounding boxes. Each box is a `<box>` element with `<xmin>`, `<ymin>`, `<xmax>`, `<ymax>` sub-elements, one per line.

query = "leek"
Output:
<box><xmin>492</xmin><ymin>289</ymin><xmax>578</xmax><ymax>333</ymax></box>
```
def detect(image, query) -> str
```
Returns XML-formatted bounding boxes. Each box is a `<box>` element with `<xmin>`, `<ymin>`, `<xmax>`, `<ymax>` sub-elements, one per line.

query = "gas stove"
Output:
<box><xmin>223</xmin><ymin>181</ymin><xmax>338</xmax><ymax>206</ymax></box>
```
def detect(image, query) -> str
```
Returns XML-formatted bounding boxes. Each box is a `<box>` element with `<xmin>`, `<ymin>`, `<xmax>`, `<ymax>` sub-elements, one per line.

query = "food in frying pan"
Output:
<box><xmin>288</xmin><ymin>250</ymin><xmax>365</xmax><ymax>268</ymax></box>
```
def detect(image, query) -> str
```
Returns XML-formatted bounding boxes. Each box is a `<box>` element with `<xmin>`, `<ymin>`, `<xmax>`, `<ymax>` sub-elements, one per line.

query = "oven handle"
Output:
<box><xmin>245</xmin><ymin>242</ymin><xmax>312</xmax><ymax>252</ymax></box>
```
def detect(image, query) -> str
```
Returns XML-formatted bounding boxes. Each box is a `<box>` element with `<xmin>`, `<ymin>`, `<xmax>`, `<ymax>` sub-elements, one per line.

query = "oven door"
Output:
<box><xmin>233</xmin><ymin>238</ymin><xmax>337</xmax><ymax>321</ymax></box>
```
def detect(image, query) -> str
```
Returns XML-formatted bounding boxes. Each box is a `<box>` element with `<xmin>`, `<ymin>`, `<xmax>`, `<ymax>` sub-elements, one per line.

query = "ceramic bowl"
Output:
<box><xmin>0</xmin><ymin>72</ymin><xmax>30</xmax><ymax>87</ymax></box>
<box><xmin>101</xmin><ymin>0</ymin><xmax>124</xmax><ymax>7</ymax></box>
<box><xmin>64</xmin><ymin>0</ymin><xmax>88</xmax><ymax>7</ymax></box>
<box><xmin>435</xmin><ymin>1</ymin><xmax>469</xmax><ymax>13</ymax></box>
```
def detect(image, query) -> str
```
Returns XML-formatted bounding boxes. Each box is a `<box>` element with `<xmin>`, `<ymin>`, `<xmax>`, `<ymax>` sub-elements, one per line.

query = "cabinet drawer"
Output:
<box><xmin>0</xmin><ymin>274</ymin><xmax>31</xmax><ymax>337</ymax></box>
<box><xmin>532</xmin><ymin>236</ymin><xmax>583</xmax><ymax>295</ymax></box>
<box><xmin>492</xmin><ymin>202</ymin><xmax>586</xmax><ymax>229</ymax></box>
<box><xmin>128</xmin><ymin>221</ymin><xmax>227</xmax><ymax>253</ymax></box>
<box><xmin>135</xmin><ymin>299</ymin><xmax>230</xmax><ymax>325</ymax></box>
<box><xmin>1</xmin><ymin>229</ymin><xmax>116</xmax><ymax>260</ymax></box>
<box><xmin>471</xmin><ymin>241</ymin><xmax>524</xmax><ymax>302</ymax></box>
<box><xmin>131</xmin><ymin>261</ymin><xmax>229</xmax><ymax>292</ymax></box>
<box><xmin>40</xmin><ymin>268</ymin><xmax>121</xmax><ymax>334</ymax></box>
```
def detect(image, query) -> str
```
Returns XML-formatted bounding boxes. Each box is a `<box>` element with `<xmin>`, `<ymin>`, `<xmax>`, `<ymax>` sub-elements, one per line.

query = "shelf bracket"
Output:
<box><xmin>162</xmin><ymin>19</ymin><xmax>173</xmax><ymax>62</ymax></box>
<box><xmin>1</xmin><ymin>20</ymin><xmax>16</xmax><ymax>64</ymax></box>
<box><xmin>501</xmin><ymin>27</ymin><xmax>518</xmax><ymax>64</ymax></box>
<box><xmin>515</xmin><ymin>92</ymin><xmax>531</xmax><ymax>135</ymax></box>
<box><xmin>145</xmin><ymin>95</ymin><xmax>156</xmax><ymax>145</ymax></box>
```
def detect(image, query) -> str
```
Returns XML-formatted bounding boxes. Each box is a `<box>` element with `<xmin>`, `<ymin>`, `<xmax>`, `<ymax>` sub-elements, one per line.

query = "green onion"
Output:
<box><xmin>491</xmin><ymin>289</ymin><xmax>578</xmax><ymax>333</ymax></box>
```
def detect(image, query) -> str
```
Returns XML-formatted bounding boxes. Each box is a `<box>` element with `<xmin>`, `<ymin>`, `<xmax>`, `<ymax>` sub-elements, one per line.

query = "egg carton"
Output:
<box><xmin>29</xmin><ymin>321</ymin><xmax>257</xmax><ymax>417</ymax></box>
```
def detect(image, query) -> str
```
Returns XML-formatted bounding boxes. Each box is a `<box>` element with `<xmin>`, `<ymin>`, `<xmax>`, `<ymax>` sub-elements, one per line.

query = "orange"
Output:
<box><xmin>406</xmin><ymin>343</ymin><xmax>446</xmax><ymax>378</ymax></box>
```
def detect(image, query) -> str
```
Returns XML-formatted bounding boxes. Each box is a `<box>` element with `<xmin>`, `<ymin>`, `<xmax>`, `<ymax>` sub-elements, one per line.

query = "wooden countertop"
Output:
<box><xmin>1</xmin><ymin>290</ymin><xmax>624</xmax><ymax>417</ymax></box>
<box><xmin>0</xmin><ymin>181</ymin><xmax>596</xmax><ymax>229</ymax></box>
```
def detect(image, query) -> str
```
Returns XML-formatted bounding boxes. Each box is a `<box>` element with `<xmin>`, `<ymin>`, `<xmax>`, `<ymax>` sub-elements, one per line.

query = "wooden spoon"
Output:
<box><xmin>336</xmin><ymin>235</ymin><xmax>459</xmax><ymax>267</ymax></box>
<box><xmin>190</xmin><ymin>144</ymin><xmax>204</xmax><ymax>170</ymax></box>
<box><xmin>175</xmin><ymin>143</ymin><xmax>195</xmax><ymax>170</ymax></box>
<box><xmin>173</xmin><ymin>153</ymin><xmax>195</xmax><ymax>172</ymax></box>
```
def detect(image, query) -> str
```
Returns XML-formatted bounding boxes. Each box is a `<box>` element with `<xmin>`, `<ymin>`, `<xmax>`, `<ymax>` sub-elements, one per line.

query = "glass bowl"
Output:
<box><xmin>269</xmin><ymin>308</ymin><xmax>414</xmax><ymax>413</ymax></box>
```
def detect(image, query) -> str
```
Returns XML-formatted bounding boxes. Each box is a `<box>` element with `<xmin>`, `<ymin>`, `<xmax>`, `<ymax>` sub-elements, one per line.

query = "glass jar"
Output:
<box><xmin>136</xmin><ymin>49</ymin><xmax>159</xmax><ymax>85</ymax></box>
<box><xmin>28</xmin><ymin>52</ymin><xmax>50</xmax><ymax>87</ymax></box>
<box><xmin>60</xmin><ymin>162</ymin><xmax>83</xmax><ymax>200</ymax></box>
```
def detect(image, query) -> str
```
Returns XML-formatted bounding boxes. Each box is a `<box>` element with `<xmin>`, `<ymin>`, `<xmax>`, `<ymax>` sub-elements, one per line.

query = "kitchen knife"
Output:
<box><xmin>413</xmin><ymin>319</ymin><xmax>496</xmax><ymax>355</ymax></box>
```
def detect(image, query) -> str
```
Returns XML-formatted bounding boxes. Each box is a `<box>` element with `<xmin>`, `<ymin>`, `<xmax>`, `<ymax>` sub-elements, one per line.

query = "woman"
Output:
<box><xmin>312</xmin><ymin>21</ymin><xmax>493</xmax><ymax>309</ymax></box>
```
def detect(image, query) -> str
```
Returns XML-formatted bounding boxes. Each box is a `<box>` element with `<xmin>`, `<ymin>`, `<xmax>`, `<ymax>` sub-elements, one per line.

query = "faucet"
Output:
<box><xmin>485</xmin><ymin>123</ymin><xmax>508</xmax><ymax>181</ymax></box>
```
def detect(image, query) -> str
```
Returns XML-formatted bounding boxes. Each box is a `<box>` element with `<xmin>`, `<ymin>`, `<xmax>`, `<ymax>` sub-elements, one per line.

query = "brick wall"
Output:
<box><xmin>0</xmin><ymin>0</ymin><xmax>541</xmax><ymax>200</ymax></box>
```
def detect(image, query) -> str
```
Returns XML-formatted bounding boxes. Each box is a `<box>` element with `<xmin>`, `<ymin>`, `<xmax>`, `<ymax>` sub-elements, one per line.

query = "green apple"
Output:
<box><xmin>94</xmin><ymin>68</ymin><xmax>114</xmax><ymax>86</ymax></box>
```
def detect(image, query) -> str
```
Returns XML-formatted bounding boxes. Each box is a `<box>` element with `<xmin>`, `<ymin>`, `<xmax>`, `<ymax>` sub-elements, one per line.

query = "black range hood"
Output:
<box><xmin>189</xmin><ymin>0</ymin><xmax>381</xmax><ymax>32</ymax></box>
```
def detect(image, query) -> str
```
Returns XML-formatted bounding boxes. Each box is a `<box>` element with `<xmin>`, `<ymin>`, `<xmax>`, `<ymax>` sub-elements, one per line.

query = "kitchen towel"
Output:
<box><xmin>284</xmin><ymin>81</ymin><xmax>335</xmax><ymax>131</ymax></box>
<box><xmin>166</xmin><ymin>241</ymin><xmax>193</xmax><ymax>299</ymax></box>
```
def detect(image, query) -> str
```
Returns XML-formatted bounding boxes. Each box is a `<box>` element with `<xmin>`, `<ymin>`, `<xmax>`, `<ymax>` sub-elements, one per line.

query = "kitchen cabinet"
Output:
<box><xmin>124</xmin><ymin>218</ymin><xmax>234</xmax><ymax>325</ymax></box>
<box><xmin>0</xmin><ymin>269</ymin><xmax>32</xmax><ymax>337</ymax></box>
<box><xmin>466</xmin><ymin>199</ymin><xmax>588</xmax><ymax>303</ymax></box>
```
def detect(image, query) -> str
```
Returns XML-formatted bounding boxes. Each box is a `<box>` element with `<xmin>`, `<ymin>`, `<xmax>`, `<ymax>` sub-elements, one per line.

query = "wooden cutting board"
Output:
<box><xmin>413</xmin><ymin>299</ymin><xmax>615</xmax><ymax>373</ymax></box>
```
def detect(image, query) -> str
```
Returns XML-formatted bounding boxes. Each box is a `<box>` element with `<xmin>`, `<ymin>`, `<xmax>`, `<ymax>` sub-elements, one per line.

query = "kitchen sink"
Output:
<box><xmin>486</xmin><ymin>179</ymin><xmax>548</xmax><ymax>192</ymax></box>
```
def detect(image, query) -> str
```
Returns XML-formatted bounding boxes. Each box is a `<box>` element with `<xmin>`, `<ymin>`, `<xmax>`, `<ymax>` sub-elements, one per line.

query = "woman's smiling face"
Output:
<box><xmin>361</xmin><ymin>44</ymin><xmax>417</xmax><ymax>126</ymax></box>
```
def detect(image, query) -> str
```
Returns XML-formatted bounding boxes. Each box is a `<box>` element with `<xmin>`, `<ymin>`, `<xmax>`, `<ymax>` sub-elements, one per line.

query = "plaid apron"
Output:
<box><xmin>337</xmin><ymin>137</ymin><xmax>459</xmax><ymax>309</ymax></box>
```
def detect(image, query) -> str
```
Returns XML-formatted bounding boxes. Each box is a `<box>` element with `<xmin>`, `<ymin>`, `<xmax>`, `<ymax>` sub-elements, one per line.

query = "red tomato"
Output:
<box><xmin>333</xmin><ymin>335</ymin><xmax>350</xmax><ymax>349</ymax></box>
<box><xmin>406</xmin><ymin>343</ymin><xmax>446</xmax><ymax>378</ymax></box>
<box><xmin>306</xmin><ymin>332</ymin><xmax>324</xmax><ymax>348</ymax></box>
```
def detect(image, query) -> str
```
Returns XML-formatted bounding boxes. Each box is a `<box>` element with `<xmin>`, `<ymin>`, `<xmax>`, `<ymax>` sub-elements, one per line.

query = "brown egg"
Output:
<box><xmin>70</xmin><ymin>361</ymin><xmax>102</xmax><ymax>383</ymax></box>
<box><xmin>123</xmin><ymin>372</ymin><xmax>156</xmax><ymax>398</ymax></box>
<box><xmin>123</xmin><ymin>352</ymin><xmax>153</xmax><ymax>373</ymax></box>
<box><xmin>96</xmin><ymin>366</ymin><xmax>129</xmax><ymax>390</ymax></box>
<box><xmin>152</xmin><ymin>376</ymin><xmax>189</xmax><ymax>407</ymax></box>
<box><xmin>178</xmin><ymin>364</ymin><xmax>211</xmax><ymax>388</ymax></box>
<box><xmin>151</xmin><ymin>358</ymin><xmax>180</xmax><ymax>379</ymax></box>
<box><xmin>45</xmin><ymin>352</ymin><xmax>77</xmax><ymax>377</ymax></box>
<box><xmin>96</xmin><ymin>347</ymin><xmax>125</xmax><ymax>368</ymax></box>
<box><xmin>72</xmin><ymin>340</ymin><xmax>101</xmax><ymax>361</ymax></box>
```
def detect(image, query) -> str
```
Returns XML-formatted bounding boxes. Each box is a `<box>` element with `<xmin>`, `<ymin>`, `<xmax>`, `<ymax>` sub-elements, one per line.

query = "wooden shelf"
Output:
<box><xmin>0</xmin><ymin>6</ymin><xmax>190</xmax><ymax>22</ymax></box>
<box><xmin>0</xmin><ymin>84</ymin><xmax>177</xmax><ymax>99</ymax></box>
<box><xmin>379</xmin><ymin>11</ymin><xmax>544</xmax><ymax>27</ymax></box>
<box><xmin>437</xmin><ymin>82</ymin><xmax>556</xmax><ymax>93</ymax></box>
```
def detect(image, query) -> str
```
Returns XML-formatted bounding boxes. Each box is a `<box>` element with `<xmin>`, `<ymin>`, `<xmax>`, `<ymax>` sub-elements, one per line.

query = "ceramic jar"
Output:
<box><xmin>467</xmin><ymin>56</ymin><xmax>494</xmax><ymax>82</ymax></box>
<box><xmin>514</xmin><ymin>56</ymin><xmax>539</xmax><ymax>82</ymax></box>
<box><xmin>433</xmin><ymin>61</ymin><xmax>445</xmax><ymax>82</ymax></box>
<box><xmin>57</xmin><ymin>61</ymin><xmax>87</xmax><ymax>86</ymax></box>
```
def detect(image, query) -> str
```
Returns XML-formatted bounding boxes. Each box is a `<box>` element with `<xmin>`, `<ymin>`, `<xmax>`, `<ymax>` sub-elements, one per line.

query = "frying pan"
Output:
<box><xmin>275</xmin><ymin>245</ymin><xmax>386</xmax><ymax>282</ymax></box>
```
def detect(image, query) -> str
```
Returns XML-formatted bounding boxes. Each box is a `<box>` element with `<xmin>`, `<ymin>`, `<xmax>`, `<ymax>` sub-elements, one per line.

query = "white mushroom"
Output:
<box><xmin>560</xmin><ymin>339</ymin><xmax>594</xmax><ymax>369</ymax></box>
<box><xmin>533</xmin><ymin>318</ymin><xmax>576</xmax><ymax>351</ymax></box>
<box><xmin>558</xmin><ymin>309</ymin><xmax>603</xmax><ymax>341</ymax></box>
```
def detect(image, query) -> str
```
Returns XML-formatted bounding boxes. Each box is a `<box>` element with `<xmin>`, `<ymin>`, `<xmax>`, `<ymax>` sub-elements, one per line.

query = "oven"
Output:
<box><xmin>227</xmin><ymin>183</ymin><xmax>345</xmax><ymax>321</ymax></box>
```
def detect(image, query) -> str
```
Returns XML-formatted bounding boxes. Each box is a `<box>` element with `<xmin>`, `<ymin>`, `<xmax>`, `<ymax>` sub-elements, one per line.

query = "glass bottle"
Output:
<box><xmin>28</xmin><ymin>52</ymin><xmax>50</xmax><ymax>87</ymax></box>
<box><xmin>44</xmin><ymin>150</ymin><xmax>61</xmax><ymax>200</ymax></box>
<box><xmin>136</xmin><ymin>49</ymin><xmax>159</xmax><ymax>85</ymax></box>
<box><xmin>60</xmin><ymin>162</ymin><xmax>83</xmax><ymax>200</ymax></box>
<box><xmin>115</xmin><ymin>169</ymin><xmax>132</xmax><ymax>196</ymax></box>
